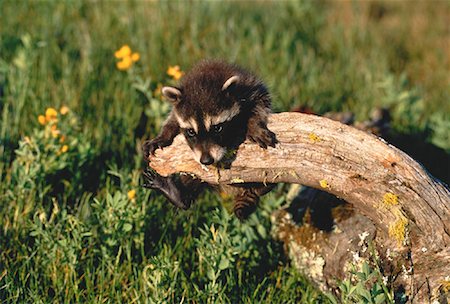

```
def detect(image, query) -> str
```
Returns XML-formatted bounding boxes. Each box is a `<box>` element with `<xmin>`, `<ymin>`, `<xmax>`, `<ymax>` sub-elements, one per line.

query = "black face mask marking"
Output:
<box><xmin>180</xmin><ymin>111</ymin><xmax>249</xmax><ymax>164</ymax></box>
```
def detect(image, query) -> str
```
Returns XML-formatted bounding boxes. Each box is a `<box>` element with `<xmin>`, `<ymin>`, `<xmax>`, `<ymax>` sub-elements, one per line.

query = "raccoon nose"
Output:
<box><xmin>200</xmin><ymin>154</ymin><xmax>214</xmax><ymax>165</ymax></box>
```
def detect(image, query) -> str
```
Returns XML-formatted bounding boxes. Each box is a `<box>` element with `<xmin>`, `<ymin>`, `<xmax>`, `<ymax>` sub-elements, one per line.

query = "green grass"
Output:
<box><xmin>0</xmin><ymin>1</ymin><xmax>448</xmax><ymax>302</ymax></box>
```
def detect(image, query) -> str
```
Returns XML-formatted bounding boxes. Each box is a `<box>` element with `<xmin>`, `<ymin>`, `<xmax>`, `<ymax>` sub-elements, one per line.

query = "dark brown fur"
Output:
<box><xmin>142</xmin><ymin>60</ymin><xmax>277</xmax><ymax>220</ymax></box>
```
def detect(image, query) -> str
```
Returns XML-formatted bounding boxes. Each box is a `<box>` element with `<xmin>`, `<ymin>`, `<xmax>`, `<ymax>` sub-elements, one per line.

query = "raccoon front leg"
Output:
<box><xmin>246</xmin><ymin>106</ymin><xmax>277</xmax><ymax>149</ymax></box>
<box><xmin>142</xmin><ymin>112</ymin><xmax>180</xmax><ymax>160</ymax></box>
<box><xmin>233</xmin><ymin>184</ymin><xmax>275</xmax><ymax>220</ymax></box>
<box><xmin>142</xmin><ymin>167</ymin><xmax>204</xmax><ymax>210</ymax></box>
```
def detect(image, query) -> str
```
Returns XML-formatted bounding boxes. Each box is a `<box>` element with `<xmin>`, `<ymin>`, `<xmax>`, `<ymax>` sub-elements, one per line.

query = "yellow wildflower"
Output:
<box><xmin>51</xmin><ymin>125</ymin><xmax>60</xmax><ymax>138</ymax></box>
<box><xmin>127</xmin><ymin>189</ymin><xmax>136</xmax><ymax>200</ymax></box>
<box><xmin>167</xmin><ymin>65</ymin><xmax>184</xmax><ymax>80</ymax></box>
<box><xmin>45</xmin><ymin>107</ymin><xmax>58</xmax><ymax>122</ymax></box>
<box><xmin>60</xmin><ymin>106</ymin><xmax>70</xmax><ymax>115</ymax></box>
<box><xmin>60</xmin><ymin>145</ymin><xmax>69</xmax><ymax>153</ymax></box>
<box><xmin>116</xmin><ymin>56</ymin><xmax>133</xmax><ymax>71</ymax></box>
<box><xmin>38</xmin><ymin>115</ymin><xmax>46</xmax><ymax>125</ymax></box>
<box><xmin>59</xmin><ymin>135</ymin><xmax>66</xmax><ymax>143</ymax></box>
<box><xmin>114</xmin><ymin>45</ymin><xmax>140</xmax><ymax>71</ymax></box>
<box><xmin>114</xmin><ymin>45</ymin><xmax>131</xmax><ymax>59</ymax></box>
<box><xmin>131</xmin><ymin>52</ymin><xmax>140</xmax><ymax>62</ymax></box>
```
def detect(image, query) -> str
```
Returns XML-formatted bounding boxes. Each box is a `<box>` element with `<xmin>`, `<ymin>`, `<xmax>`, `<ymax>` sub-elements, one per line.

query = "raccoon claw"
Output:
<box><xmin>142</xmin><ymin>140</ymin><xmax>156</xmax><ymax>160</ymax></box>
<box><xmin>142</xmin><ymin>137</ymin><xmax>168</xmax><ymax>160</ymax></box>
<box><xmin>142</xmin><ymin>168</ymin><xmax>161</xmax><ymax>189</ymax></box>
<box><xmin>142</xmin><ymin>168</ymin><xmax>191</xmax><ymax>210</ymax></box>
<box><xmin>248</xmin><ymin>128</ymin><xmax>277</xmax><ymax>149</ymax></box>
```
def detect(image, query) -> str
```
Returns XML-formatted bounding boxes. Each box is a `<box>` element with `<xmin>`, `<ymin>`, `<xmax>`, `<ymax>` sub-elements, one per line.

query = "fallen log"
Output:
<box><xmin>148</xmin><ymin>112</ymin><xmax>450</xmax><ymax>302</ymax></box>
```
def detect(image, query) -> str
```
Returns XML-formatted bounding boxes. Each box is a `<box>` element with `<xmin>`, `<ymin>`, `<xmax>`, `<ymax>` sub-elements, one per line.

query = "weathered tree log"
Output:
<box><xmin>148</xmin><ymin>112</ymin><xmax>450</xmax><ymax>301</ymax></box>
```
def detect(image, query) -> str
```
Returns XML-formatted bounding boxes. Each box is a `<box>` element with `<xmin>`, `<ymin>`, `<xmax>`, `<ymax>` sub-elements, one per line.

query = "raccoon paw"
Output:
<box><xmin>142</xmin><ymin>167</ymin><xmax>164</xmax><ymax>190</ymax></box>
<box><xmin>247</xmin><ymin>127</ymin><xmax>277</xmax><ymax>149</ymax></box>
<box><xmin>142</xmin><ymin>168</ymin><xmax>191</xmax><ymax>210</ymax></box>
<box><xmin>142</xmin><ymin>137</ymin><xmax>168</xmax><ymax>160</ymax></box>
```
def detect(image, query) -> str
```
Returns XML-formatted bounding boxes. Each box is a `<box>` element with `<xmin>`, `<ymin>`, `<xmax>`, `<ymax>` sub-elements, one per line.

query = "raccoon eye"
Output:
<box><xmin>213</xmin><ymin>125</ymin><xmax>223</xmax><ymax>133</ymax></box>
<box><xmin>186</xmin><ymin>128</ymin><xmax>196</xmax><ymax>137</ymax></box>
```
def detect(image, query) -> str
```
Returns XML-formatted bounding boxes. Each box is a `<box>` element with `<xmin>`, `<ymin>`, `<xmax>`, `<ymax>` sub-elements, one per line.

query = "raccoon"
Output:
<box><xmin>142</xmin><ymin>60</ymin><xmax>277</xmax><ymax>220</ymax></box>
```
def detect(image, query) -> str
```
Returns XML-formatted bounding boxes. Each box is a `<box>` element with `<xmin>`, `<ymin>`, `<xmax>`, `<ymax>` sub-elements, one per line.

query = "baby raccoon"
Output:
<box><xmin>142</xmin><ymin>60</ymin><xmax>277</xmax><ymax>220</ymax></box>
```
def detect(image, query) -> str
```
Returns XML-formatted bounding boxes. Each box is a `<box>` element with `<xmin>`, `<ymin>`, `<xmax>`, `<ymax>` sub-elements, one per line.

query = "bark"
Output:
<box><xmin>148</xmin><ymin>112</ymin><xmax>450</xmax><ymax>302</ymax></box>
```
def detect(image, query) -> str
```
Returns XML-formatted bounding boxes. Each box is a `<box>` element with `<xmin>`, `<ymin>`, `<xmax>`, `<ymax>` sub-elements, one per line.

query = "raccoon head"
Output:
<box><xmin>162</xmin><ymin>75</ymin><xmax>247</xmax><ymax>165</ymax></box>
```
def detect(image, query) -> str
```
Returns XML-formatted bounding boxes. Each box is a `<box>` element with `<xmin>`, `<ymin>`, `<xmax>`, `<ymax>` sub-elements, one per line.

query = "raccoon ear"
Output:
<box><xmin>162</xmin><ymin>86</ymin><xmax>182</xmax><ymax>104</ymax></box>
<box><xmin>221</xmin><ymin>75</ymin><xmax>240</xmax><ymax>91</ymax></box>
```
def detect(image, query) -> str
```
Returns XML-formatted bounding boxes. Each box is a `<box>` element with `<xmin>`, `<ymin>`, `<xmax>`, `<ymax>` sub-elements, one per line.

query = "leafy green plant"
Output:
<box><xmin>428</xmin><ymin>112</ymin><xmax>450</xmax><ymax>151</ymax></box>
<box><xmin>11</xmin><ymin>106</ymin><xmax>95</xmax><ymax>199</ymax></box>
<box><xmin>141</xmin><ymin>245</ymin><xmax>182</xmax><ymax>303</ymax></box>
<box><xmin>326</xmin><ymin>261</ymin><xmax>395</xmax><ymax>304</ymax></box>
